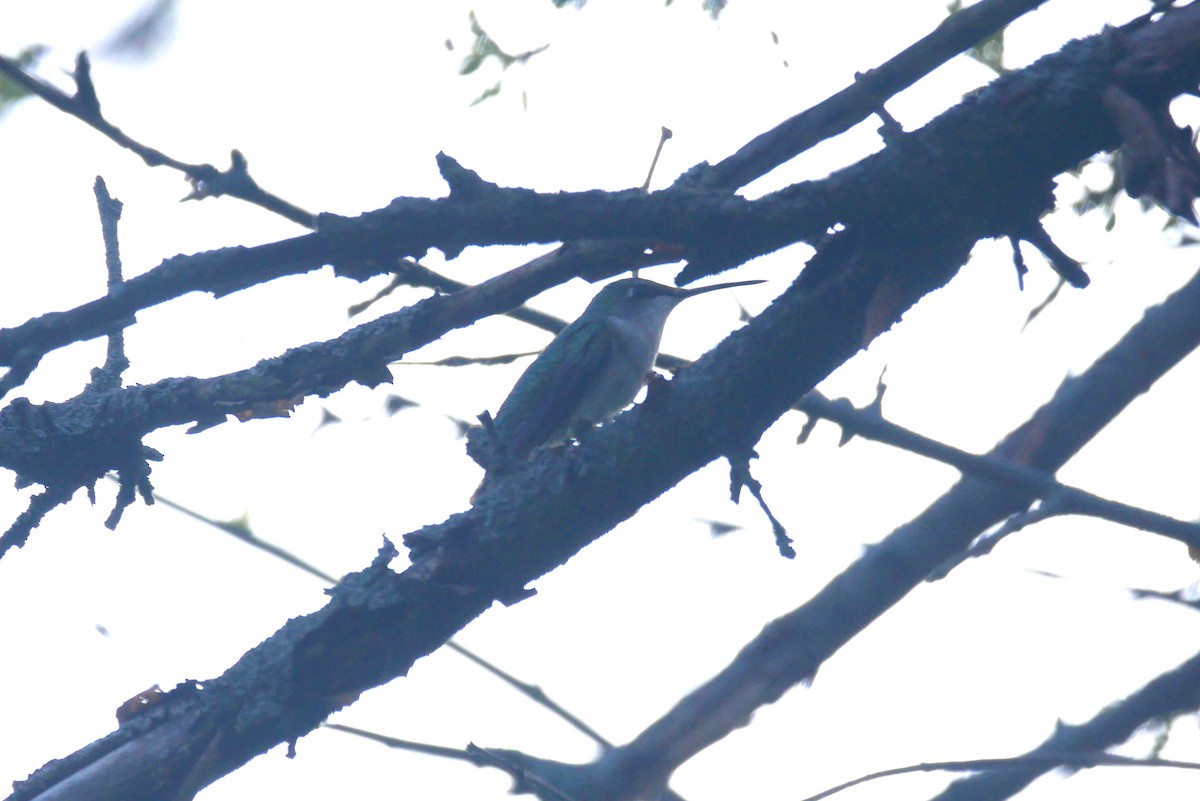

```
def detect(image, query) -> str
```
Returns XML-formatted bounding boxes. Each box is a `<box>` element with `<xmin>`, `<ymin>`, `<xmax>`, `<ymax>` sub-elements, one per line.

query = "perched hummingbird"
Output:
<box><xmin>488</xmin><ymin>277</ymin><xmax>762</xmax><ymax>463</ymax></box>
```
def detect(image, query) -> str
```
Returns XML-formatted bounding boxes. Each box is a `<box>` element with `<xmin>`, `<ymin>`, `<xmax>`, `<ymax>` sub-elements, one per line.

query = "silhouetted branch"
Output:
<box><xmin>0</xmin><ymin>49</ymin><xmax>671</xmax><ymax>379</ymax></box>
<box><xmin>89</xmin><ymin>176</ymin><xmax>130</xmax><ymax>391</ymax></box>
<box><xmin>445</xmin><ymin>641</ymin><xmax>615</xmax><ymax>750</ymax></box>
<box><xmin>561</xmin><ymin>258</ymin><xmax>1200</xmax><ymax>800</ymax></box>
<box><xmin>7</xmin><ymin>3</ymin><xmax>1188</xmax><ymax>385</ymax></box>
<box><xmin>323</xmin><ymin>722</ymin><xmax>480</xmax><ymax>763</ymax></box>
<box><xmin>698</xmin><ymin>0</ymin><xmax>1056</xmax><ymax>190</ymax></box>
<box><xmin>804</xmin><ymin>750</ymin><xmax>1200</xmax><ymax>801</ymax></box>
<box><xmin>0</xmin><ymin>52</ymin><xmax>317</xmax><ymax>228</ymax></box>
<box><xmin>796</xmin><ymin>391</ymin><xmax>1200</xmax><ymax>554</ymax></box>
<box><xmin>148</xmin><ymin>489</ymin><xmax>336</xmax><ymax>584</ymax></box>
<box><xmin>0</xmin><ymin>237</ymin><xmax>675</xmax><ymax>550</ymax></box>
<box><xmin>929</xmin><ymin>645</ymin><xmax>1200</xmax><ymax>801</ymax></box>
<box><xmin>149</xmin><ymin>488</ymin><xmax>625</xmax><ymax>775</ymax></box>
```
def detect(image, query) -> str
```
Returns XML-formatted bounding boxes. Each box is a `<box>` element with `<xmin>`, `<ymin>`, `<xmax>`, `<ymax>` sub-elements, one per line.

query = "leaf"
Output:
<box><xmin>385</xmin><ymin>394</ymin><xmax>419</xmax><ymax>415</ymax></box>
<box><xmin>696</xmin><ymin>518</ymin><xmax>743</xmax><ymax>538</ymax></box>
<box><xmin>458</xmin><ymin>10</ymin><xmax>550</xmax><ymax>106</ymax></box>
<box><xmin>100</xmin><ymin>0</ymin><xmax>179</xmax><ymax>61</ymax></box>
<box><xmin>459</xmin><ymin>50</ymin><xmax>487</xmax><ymax>76</ymax></box>
<box><xmin>0</xmin><ymin>45</ymin><xmax>48</xmax><ymax>116</ymax></box>
<box><xmin>470</xmin><ymin>82</ymin><xmax>503</xmax><ymax>107</ymax></box>
<box><xmin>969</xmin><ymin>29</ymin><xmax>1007</xmax><ymax>75</ymax></box>
<box><xmin>315</xmin><ymin>407</ymin><xmax>342</xmax><ymax>430</ymax></box>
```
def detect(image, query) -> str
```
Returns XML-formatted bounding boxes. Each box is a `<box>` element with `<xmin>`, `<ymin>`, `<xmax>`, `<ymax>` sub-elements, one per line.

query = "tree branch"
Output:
<box><xmin>0</xmin><ymin>0</ymin><xmax>1051</xmax><ymax>397</ymax></box>
<box><xmin>551</xmin><ymin>260</ymin><xmax>1200</xmax><ymax>801</ymax></box>
<box><xmin>929</xmin><ymin>644</ymin><xmax>1200</xmax><ymax>801</ymax></box>
<box><xmin>3</xmin><ymin>0</ymin><xmax>1178</xmax><ymax>384</ymax></box>
<box><xmin>0</xmin><ymin>52</ymin><xmax>317</xmax><ymax>228</ymax></box>
<box><xmin>805</xmin><ymin>749</ymin><xmax>1200</xmax><ymax>801</ymax></box>
<box><xmin>700</xmin><ymin>0</ymin><xmax>1055</xmax><ymax>190</ymax></box>
<box><xmin>796</xmin><ymin>391</ymin><xmax>1200</xmax><ymax>551</ymax></box>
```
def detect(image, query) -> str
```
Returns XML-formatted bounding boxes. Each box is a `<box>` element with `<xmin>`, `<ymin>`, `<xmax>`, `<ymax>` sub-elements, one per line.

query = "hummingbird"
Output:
<box><xmin>488</xmin><ymin>277</ymin><xmax>762</xmax><ymax>463</ymax></box>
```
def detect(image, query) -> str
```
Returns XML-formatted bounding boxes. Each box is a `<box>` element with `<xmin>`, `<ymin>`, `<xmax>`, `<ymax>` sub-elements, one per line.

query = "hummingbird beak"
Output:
<box><xmin>677</xmin><ymin>278</ymin><xmax>765</xmax><ymax>298</ymax></box>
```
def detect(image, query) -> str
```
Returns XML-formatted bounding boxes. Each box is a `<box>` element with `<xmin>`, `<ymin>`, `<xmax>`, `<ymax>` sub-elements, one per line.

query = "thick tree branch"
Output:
<box><xmin>439</xmin><ymin>288</ymin><xmax>1200</xmax><ymax>559</ymax></box>
<box><xmin>0</xmin><ymin>0</ymin><xmax>1152</xmax><ymax>383</ymax></box>
<box><xmin>13</xmin><ymin>0</ymin><xmax>1137</xmax><ymax>394</ymax></box>
<box><xmin>548</xmin><ymin>261</ymin><xmax>1200</xmax><ymax>801</ymax></box>
<box><xmin>0</xmin><ymin>233</ymin><xmax>327</xmax><ymax>388</ymax></box>
<box><xmin>0</xmin><ymin>50</ymin><xmax>681</xmax><ymax>388</ymax></box>
<box><xmin>700</xmin><ymin>0</ymin><xmax>1055</xmax><ymax>190</ymax></box>
<box><xmin>0</xmin><ymin>0</ymin><xmax>1049</xmax><ymax>399</ymax></box>
<box><xmin>0</xmin><ymin>176</ymin><xmax>815</xmax><ymax>390</ymax></box>
<box><xmin>0</xmin><ymin>247</ymin><xmax>588</xmax><ymax>554</ymax></box>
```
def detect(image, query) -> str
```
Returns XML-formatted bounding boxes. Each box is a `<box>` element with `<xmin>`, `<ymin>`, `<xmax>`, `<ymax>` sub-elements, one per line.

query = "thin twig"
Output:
<box><xmin>641</xmin><ymin>127</ymin><xmax>673</xmax><ymax>192</ymax></box>
<box><xmin>147</xmin><ymin>486</ymin><xmax>624</xmax><ymax>760</ymax></box>
<box><xmin>796</xmin><ymin>391</ymin><xmax>1200</xmax><ymax>555</ymax></box>
<box><xmin>0</xmin><ymin>52</ymin><xmax>316</xmax><ymax>228</ymax></box>
<box><xmin>801</xmin><ymin>752</ymin><xmax>1200</xmax><ymax>801</ymax></box>
<box><xmin>323</xmin><ymin>722</ymin><xmax>480</xmax><ymax>763</ymax></box>
<box><xmin>90</xmin><ymin>176</ymin><xmax>130</xmax><ymax>391</ymax></box>
<box><xmin>146</xmin><ymin>488</ymin><xmax>337</xmax><ymax>584</ymax></box>
<box><xmin>445</xmin><ymin>641</ymin><xmax>615</xmax><ymax>749</ymax></box>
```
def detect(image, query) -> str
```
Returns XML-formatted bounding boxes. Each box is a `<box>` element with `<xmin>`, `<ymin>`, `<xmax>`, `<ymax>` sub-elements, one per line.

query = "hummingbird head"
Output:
<box><xmin>585</xmin><ymin>277</ymin><xmax>763</xmax><ymax>323</ymax></box>
<box><xmin>585</xmin><ymin>278</ymin><xmax>690</xmax><ymax>327</ymax></box>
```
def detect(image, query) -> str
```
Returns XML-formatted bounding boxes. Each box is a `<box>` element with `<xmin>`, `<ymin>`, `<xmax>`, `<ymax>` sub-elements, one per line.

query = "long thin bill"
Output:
<box><xmin>679</xmin><ymin>278</ymin><xmax>766</xmax><ymax>298</ymax></box>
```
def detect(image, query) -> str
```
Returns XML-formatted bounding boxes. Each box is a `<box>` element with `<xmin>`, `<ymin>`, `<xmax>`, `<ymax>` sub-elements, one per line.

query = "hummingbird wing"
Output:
<box><xmin>492</xmin><ymin>317</ymin><xmax>616</xmax><ymax>461</ymax></box>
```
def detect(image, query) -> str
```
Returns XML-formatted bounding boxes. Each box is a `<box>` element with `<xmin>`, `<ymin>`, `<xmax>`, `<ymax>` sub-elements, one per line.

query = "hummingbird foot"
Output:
<box><xmin>554</xmin><ymin>441</ymin><xmax>590</xmax><ymax>489</ymax></box>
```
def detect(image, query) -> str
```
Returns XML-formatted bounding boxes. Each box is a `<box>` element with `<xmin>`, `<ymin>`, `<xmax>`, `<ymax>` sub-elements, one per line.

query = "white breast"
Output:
<box><xmin>573</xmin><ymin>298</ymin><xmax>677</xmax><ymax>424</ymax></box>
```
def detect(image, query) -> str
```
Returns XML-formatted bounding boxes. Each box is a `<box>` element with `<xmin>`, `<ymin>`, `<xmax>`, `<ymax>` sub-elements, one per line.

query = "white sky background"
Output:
<box><xmin>2</xmin><ymin>1</ymin><xmax>1200</xmax><ymax>800</ymax></box>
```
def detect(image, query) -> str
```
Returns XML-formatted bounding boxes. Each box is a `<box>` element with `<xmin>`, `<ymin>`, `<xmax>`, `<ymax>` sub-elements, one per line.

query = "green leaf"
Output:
<box><xmin>0</xmin><ymin>45</ymin><xmax>48</xmax><ymax>115</ymax></box>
